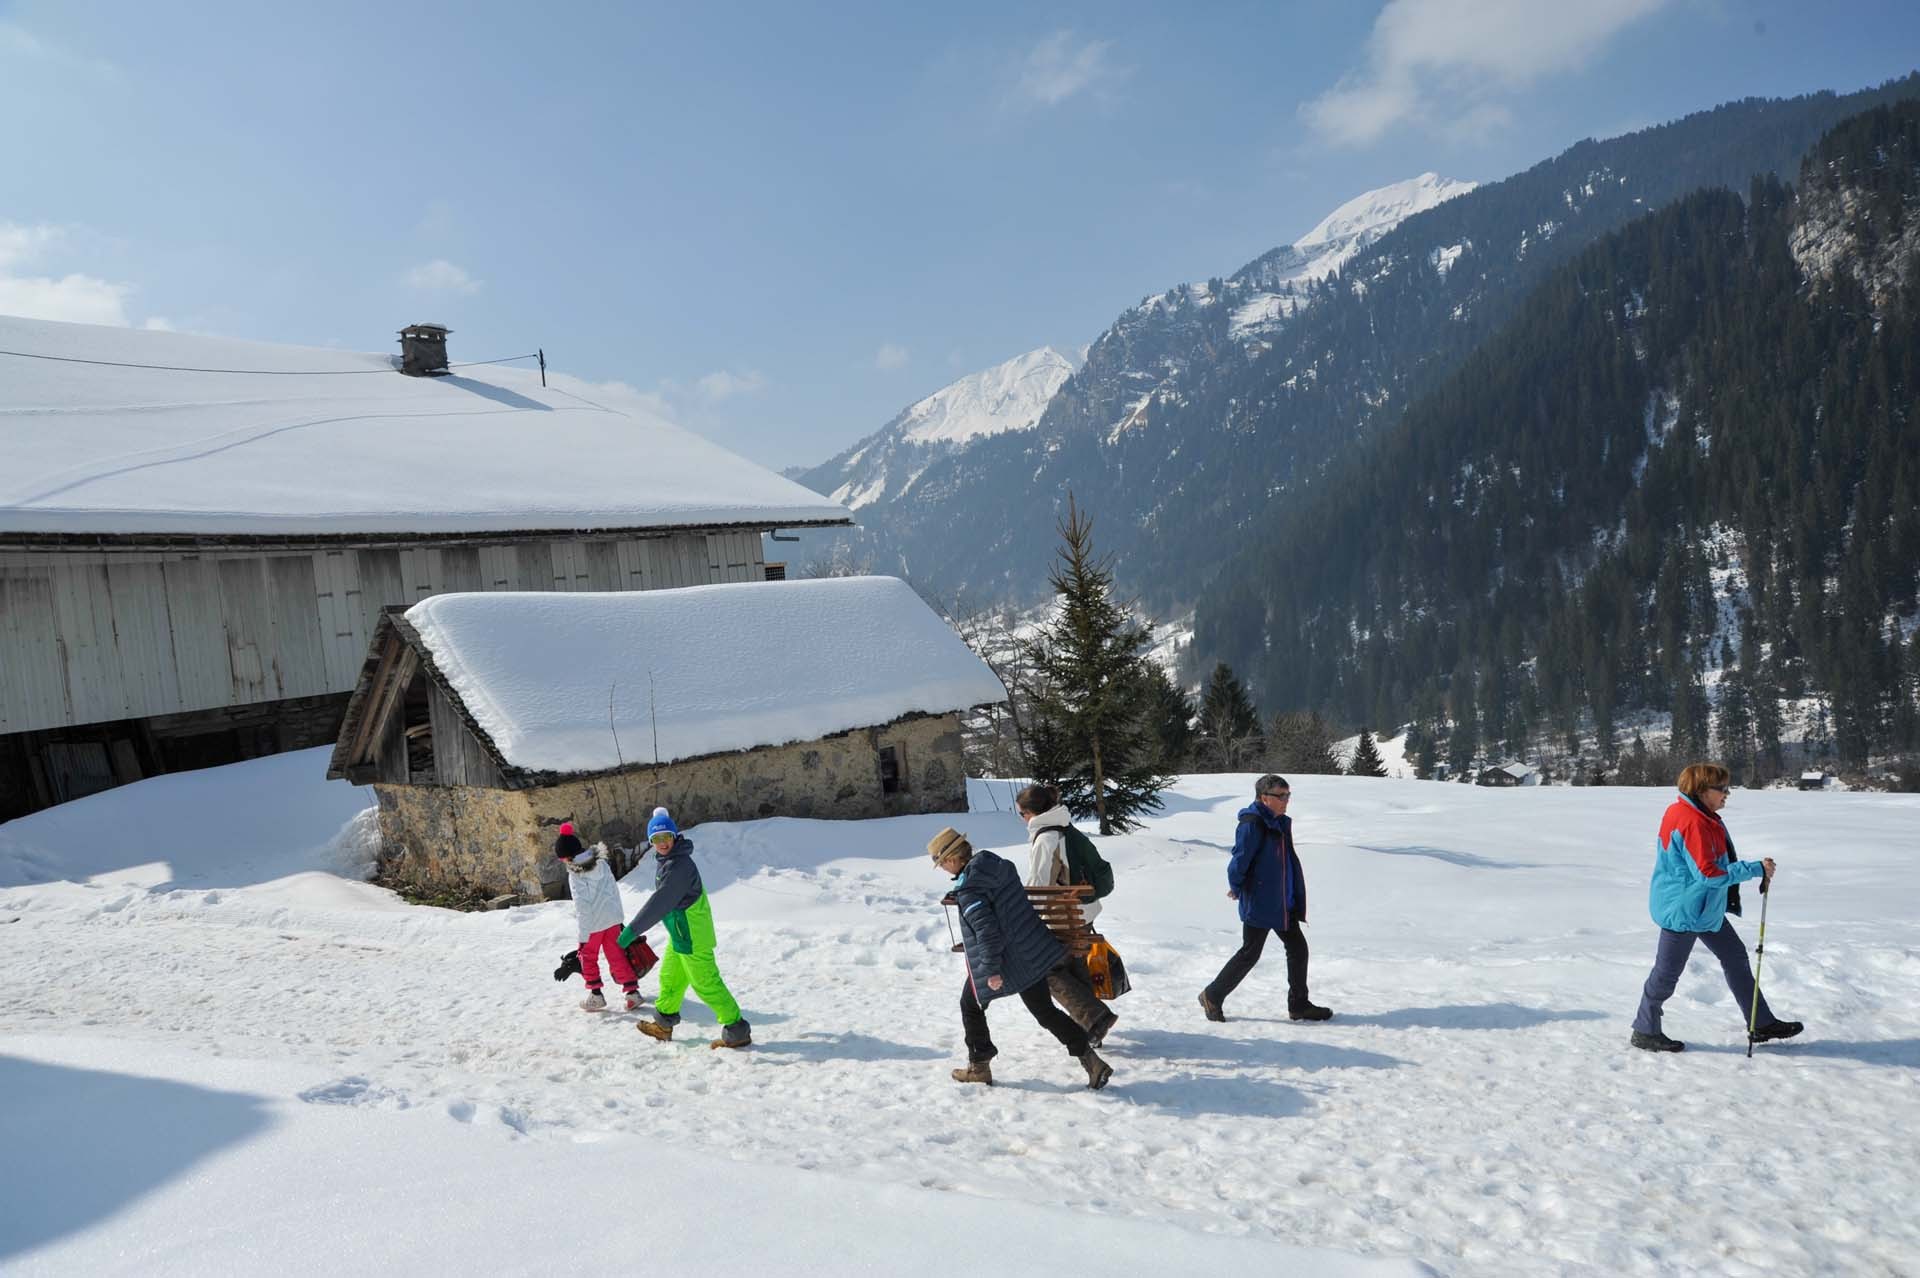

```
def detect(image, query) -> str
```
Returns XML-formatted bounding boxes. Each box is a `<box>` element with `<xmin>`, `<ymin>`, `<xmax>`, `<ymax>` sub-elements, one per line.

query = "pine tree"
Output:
<box><xmin>1348</xmin><ymin>728</ymin><xmax>1389</xmax><ymax>777</ymax></box>
<box><xmin>1136</xmin><ymin>661</ymin><xmax>1197</xmax><ymax>773</ymax></box>
<box><xmin>1414</xmin><ymin>722</ymin><xmax>1441</xmax><ymax>780</ymax></box>
<box><xmin>1196</xmin><ymin>662</ymin><xmax>1263</xmax><ymax>770</ymax></box>
<box><xmin>1024</xmin><ymin>495</ymin><xmax>1173</xmax><ymax>833</ymax></box>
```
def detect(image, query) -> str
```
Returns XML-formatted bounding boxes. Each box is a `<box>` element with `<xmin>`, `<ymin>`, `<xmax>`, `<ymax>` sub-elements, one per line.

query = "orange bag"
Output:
<box><xmin>1084</xmin><ymin>936</ymin><xmax>1131</xmax><ymax>1000</ymax></box>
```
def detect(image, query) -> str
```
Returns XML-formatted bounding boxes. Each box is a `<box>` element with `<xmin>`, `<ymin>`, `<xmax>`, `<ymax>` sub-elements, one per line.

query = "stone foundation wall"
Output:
<box><xmin>372</xmin><ymin>712</ymin><xmax>970</xmax><ymax>898</ymax></box>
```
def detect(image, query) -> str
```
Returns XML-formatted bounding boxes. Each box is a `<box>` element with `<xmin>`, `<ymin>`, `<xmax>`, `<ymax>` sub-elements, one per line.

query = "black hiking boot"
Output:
<box><xmin>1289</xmin><ymin>1001</ymin><xmax>1333</xmax><ymax>1022</ymax></box>
<box><xmin>1630</xmin><ymin>1030</ymin><xmax>1685</xmax><ymax>1053</ymax></box>
<box><xmin>1198</xmin><ymin>989</ymin><xmax>1226</xmax><ymax>1023</ymax></box>
<box><xmin>1749</xmin><ymin>1019</ymin><xmax>1804</xmax><ymax>1044</ymax></box>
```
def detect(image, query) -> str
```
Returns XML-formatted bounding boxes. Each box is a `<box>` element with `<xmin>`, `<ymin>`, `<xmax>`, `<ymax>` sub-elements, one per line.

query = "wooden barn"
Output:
<box><xmin>0</xmin><ymin>315</ymin><xmax>850</xmax><ymax>820</ymax></box>
<box><xmin>324</xmin><ymin>576</ymin><xmax>1008</xmax><ymax>899</ymax></box>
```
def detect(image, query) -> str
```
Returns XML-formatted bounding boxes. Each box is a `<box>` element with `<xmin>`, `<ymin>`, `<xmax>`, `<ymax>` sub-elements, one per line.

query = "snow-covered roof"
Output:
<box><xmin>401</xmin><ymin>576</ymin><xmax>1006</xmax><ymax>775</ymax></box>
<box><xmin>0</xmin><ymin>314</ymin><xmax>849</xmax><ymax>539</ymax></box>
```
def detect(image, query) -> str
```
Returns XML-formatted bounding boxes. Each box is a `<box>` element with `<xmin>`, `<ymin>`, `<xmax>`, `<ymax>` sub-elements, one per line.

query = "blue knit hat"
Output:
<box><xmin>647</xmin><ymin>807</ymin><xmax>679</xmax><ymax>842</ymax></box>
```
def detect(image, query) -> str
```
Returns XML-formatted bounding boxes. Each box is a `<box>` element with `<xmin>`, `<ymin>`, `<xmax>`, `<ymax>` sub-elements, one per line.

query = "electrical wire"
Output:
<box><xmin>0</xmin><ymin>349</ymin><xmax>543</xmax><ymax>376</ymax></box>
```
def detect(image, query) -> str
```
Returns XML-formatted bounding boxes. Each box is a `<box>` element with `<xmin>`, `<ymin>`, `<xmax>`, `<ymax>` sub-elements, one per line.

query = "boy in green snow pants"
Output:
<box><xmin>618</xmin><ymin>808</ymin><xmax>751</xmax><ymax>1049</ymax></box>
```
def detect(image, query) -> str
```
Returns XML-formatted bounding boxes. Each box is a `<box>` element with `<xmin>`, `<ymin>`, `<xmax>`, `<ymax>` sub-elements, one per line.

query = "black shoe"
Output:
<box><xmin>1288</xmin><ymin>1002</ymin><xmax>1333</xmax><ymax>1022</ymax></box>
<box><xmin>1749</xmin><ymin>1019</ymin><xmax>1804</xmax><ymax>1044</ymax></box>
<box><xmin>1630</xmin><ymin>1030</ymin><xmax>1685</xmax><ymax>1053</ymax></box>
<box><xmin>1197</xmin><ymin>990</ymin><xmax>1226</xmax><ymax>1023</ymax></box>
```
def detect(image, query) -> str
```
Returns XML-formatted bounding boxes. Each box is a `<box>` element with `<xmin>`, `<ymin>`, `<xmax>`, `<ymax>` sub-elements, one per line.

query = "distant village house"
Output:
<box><xmin>325</xmin><ymin>576</ymin><xmax>1007</xmax><ymax>900</ymax></box>
<box><xmin>0</xmin><ymin>316</ymin><xmax>849</xmax><ymax>820</ymax></box>
<box><xmin>1476</xmin><ymin>762</ymin><xmax>1538</xmax><ymax>787</ymax></box>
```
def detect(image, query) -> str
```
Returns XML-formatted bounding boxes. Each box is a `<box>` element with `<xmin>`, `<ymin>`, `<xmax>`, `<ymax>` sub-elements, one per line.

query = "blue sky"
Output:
<box><xmin>2</xmin><ymin>1</ymin><xmax>1916</xmax><ymax>468</ymax></box>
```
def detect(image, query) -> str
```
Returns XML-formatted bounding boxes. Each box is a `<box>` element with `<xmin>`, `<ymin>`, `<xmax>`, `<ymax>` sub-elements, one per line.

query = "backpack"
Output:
<box><xmin>1036</xmin><ymin>823</ymin><xmax>1115</xmax><ymax>900</ymax></box>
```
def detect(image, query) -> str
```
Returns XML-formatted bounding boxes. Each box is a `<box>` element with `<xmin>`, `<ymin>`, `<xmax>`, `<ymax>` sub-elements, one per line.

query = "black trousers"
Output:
<box><xmin>960</xmin><ymin>970</ymin><xmax>1091</xmax><ymax>1062</ymax></box>
<box><xmin>1206</xmin><ymin>921</ymin><xmax>1310</xmax><ymax>1009</ymax></box>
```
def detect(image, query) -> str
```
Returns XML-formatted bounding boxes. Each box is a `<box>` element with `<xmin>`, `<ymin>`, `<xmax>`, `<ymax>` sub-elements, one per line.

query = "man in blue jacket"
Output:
<box><xmin>929</xmin><ymin>826</ymin><xmax>1113</xmax><ymax>1090</ymax></box>
<box><xmin>1198</xmin><ymin>774</ymin><xmax>1332</xmax><ymax>1023</ymax></box>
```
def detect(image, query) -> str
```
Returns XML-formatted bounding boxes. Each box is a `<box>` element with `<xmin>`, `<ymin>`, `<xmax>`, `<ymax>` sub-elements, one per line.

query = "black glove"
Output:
<box><xmin>553</xmin><ymin>949</ymin><xmax>582</xmax><ymax>982</ymax></box>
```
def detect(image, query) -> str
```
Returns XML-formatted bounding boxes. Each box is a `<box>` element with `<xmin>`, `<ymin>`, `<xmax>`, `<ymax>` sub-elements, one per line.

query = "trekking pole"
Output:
<box><xmin>1746</xmin><ymin>873</ymin><xmax>1772</xmax><ymax>1060</ymax></box>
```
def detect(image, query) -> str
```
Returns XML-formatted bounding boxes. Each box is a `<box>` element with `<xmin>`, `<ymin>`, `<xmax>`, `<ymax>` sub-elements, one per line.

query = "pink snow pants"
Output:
<box><xmin>579</xmin><ymin>925</ymin><xmax>637</xmax><ymax>992</ymax></box>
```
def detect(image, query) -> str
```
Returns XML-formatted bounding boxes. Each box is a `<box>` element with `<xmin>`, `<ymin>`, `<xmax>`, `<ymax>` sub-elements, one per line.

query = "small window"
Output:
<box><xmin>878</xmin><ymin>745</ymin><xmax>903</xmax><ymax>794</ymax></box>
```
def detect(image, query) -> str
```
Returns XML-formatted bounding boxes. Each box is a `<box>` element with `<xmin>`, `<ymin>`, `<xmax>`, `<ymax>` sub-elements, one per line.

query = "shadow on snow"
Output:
<box><xmin>1336</xmin><ymin>1003</ymin><xmax>1610</xmax><ymax>1031</ymax></box>
<box><xmin>1350</xmin><ymin>843</ymin><xmax>1549</xmax><ymax>870</ymax></box>
<box><xmin>1683</xmin><ymin>1037</ymin><xmax>1920</xmax><ymax>1066</ymax></box>
<box><xmin>1119</xmin><ymin>1027</ymin><xmax>1407</xmax><ymax>1073</ymax></box>
<box><xmin>0</xmin><ymin>1056</ymin><xmax>273</xmax><ymax>1263</ymax></box>
<box><xmin>748</xmin><ymin>1031</ymin><xmax>946</xmax><ymax>1063</ymax></box>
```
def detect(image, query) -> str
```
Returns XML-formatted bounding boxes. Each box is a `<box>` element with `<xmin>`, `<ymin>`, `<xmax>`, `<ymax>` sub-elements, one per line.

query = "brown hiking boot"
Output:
<box><xmin>636</xmin><ymin>1018</ymin><xmax>674</xmax><ymax>1042</ymax></box>
<box><xmin>710</xmin><ymin>1018</ymin><xmax>752</xmax><ymax>1050</ymax></box>
<box><xmin>1198</xmin><ymin>989</ymin><xmax>1226</xmax><ymax>1023</ymax></box>
<box><xmin>1078</xmin><ymin>1049</ymin><xmax>1113</xmax><ymax>1090</ymax></box>
<box><xmin>950</xmin><ymin>1060</ymin><xmax>993</xmax><ymax>1085</ymax></box>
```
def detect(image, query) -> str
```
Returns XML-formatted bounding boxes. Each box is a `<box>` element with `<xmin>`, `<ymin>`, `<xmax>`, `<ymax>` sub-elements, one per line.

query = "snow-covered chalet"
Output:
<box><xmin>325</xmin><ymin>576</ymin><xmax>1008</xmax><ymax>899</ymax></box>
<box><xmin>0</xmin><ymin>315</ymin><xmax>851</xmax><ymax>819</ymax></box>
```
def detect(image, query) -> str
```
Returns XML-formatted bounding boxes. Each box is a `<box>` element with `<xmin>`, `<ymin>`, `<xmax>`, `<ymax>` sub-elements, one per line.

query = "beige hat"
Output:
<box><xmin>926</xmin><ymin>827</ymin><xmax>971</xmax><ymax>863</ymax></box>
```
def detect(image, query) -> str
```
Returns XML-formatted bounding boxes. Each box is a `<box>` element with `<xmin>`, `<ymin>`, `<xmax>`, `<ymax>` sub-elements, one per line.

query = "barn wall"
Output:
<box><xmin>371</xmin><ymin>711</ymin><xmax>969</xmax><ymax>897</ymax></box>
<box><xmin>0</xmin><ymin>531</ymin><xmax>768</xmax><ymax>738</ymax></box>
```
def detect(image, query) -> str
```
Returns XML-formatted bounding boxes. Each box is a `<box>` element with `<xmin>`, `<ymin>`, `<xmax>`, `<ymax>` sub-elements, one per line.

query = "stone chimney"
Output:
<box><xmin>397</xmin><ymin>323</ymin><xmax>451</xmax><ymax>376</ymax></box>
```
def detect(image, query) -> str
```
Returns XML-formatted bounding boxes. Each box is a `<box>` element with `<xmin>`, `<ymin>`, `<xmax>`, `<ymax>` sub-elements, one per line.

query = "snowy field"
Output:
<box><xmin>2</xmin><ymin>754</ymin><xmax>1916</xmax><ymax>1276</ymax></box>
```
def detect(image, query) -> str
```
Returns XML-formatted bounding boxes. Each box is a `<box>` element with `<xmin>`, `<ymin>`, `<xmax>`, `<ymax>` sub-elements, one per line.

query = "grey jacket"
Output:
<box><xmin>622</xmin><ymin>835</ymin><xmax>705</xmax><ymax>943</ymax></box>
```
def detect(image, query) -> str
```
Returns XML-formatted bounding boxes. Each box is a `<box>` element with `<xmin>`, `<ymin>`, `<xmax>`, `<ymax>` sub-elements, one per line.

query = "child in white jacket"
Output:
<box><xmin>555</xmin><ymin>822</ymin><xmax>639</xmax><ymax>1012</ymax></box>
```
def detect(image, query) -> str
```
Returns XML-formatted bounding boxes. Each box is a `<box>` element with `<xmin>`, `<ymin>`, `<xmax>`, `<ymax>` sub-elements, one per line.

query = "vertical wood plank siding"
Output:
<box><xmin>0</xmin><ymin>532</ymin><xmax>768</xmax><ymax>734</ymax></box>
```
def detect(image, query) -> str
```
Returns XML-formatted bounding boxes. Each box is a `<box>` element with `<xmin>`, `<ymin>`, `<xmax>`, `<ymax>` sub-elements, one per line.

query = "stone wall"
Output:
<box><xmin>372</xmin><ymin>711</ymin><xmax>969</xmax><ymax>898</ymax></box>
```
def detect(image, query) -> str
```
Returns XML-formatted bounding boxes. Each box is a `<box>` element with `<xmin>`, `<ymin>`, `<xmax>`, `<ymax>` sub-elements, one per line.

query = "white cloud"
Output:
<box><xmin>874</xmin><ymin>343</ymin><xmax>909</xmax><ymax>370</ymax></box>
<box><xmin>0</xmin><ymin>222</ymin><xmax>132</xmax><ymax>325</ymax></box>
<box><xmin>695</xmin><ymin>369</ymin><xmax>767</xmax><ymax>400</ymax></box>
<box><xmin>1302</xmin><ymin>0</ymin><xmax>1669</xmax><ymax>148</ymax></box>
<box><xmin>1014</xmin><ymin>30</ymin><xmax>1123</xmax><ymax>107</ymax></box>
<box><xmin>403</xmin><ymin>259</ymin><xmax>483</xmax><ymax>294</ymax></box>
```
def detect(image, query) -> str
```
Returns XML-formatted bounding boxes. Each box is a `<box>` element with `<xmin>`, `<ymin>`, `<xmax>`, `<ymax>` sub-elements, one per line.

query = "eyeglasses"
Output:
<box><xmin>1261</xmin><ymin>791</ymin><xmax>1292</xmax><ymax>800</ymax></box>
<box><xmin>1706</xmin><ymin>784</ymin><xmax>1731</xmax><ymax>793</ymax></box>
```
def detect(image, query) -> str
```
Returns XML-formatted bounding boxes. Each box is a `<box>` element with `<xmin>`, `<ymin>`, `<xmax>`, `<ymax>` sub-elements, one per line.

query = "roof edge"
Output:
<box><xmin>0</xmin><ymin>517</ymin><xmax>853</xmax><ymax>554</ymax></box>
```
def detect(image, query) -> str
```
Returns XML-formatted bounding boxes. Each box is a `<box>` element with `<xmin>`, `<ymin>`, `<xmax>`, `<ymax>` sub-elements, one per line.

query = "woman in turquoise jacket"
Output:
<box><xmin>1629</xmin><ymin>763</ymin><xmax>1802</xmax><ymax>1052</ymax></box>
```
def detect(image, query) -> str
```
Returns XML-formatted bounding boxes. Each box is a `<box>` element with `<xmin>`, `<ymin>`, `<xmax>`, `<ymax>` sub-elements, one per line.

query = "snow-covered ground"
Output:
<box><xmin>3</xmin><ymin>753</ymin><xmax>1917</xmax><ymax>1276</ymax></box>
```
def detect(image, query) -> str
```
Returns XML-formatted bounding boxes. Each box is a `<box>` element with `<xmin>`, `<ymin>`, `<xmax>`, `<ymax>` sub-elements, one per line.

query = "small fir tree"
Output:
<box><xmin>1196</xmin><ymin>662</ymin><xmax>1263</xmax><ymax>770</ymax></box>
<box><xmin>1348</xmin><ymin>728</ymin><xmax>1389</xmax><ymax>777</ymax></box>
<box><xmin>1024</xmin><ymin>494</ymin><xmax>1173</xmax><ymax>833</ymax></box>
<box><xmin>1136</xmin><ymin>660</ymin><xmax>1197</xmax><ymax>773</ymax></box>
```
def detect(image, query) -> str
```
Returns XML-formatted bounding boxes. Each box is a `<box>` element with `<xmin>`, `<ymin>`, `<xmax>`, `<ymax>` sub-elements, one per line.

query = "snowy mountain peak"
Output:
<box><xmin>897</xmin><ymin>346</ymin><xmax>1079</xmax><ymax>447</ymax></box>
<box><xmin>797</xmin><ymin>345</ymin><xmax>1080</xmax><ymax>514</ymax></box>
<box><xmin>1294</xmin><ymin>173</ymin><xmax>1477</xmax><ymax>251</ymax></box>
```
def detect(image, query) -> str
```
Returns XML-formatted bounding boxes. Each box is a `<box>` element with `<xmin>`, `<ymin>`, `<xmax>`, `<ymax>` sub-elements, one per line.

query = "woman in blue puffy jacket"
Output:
<box><xmin>1630</xmin><ymin>762</ymin><xmax>1803</xmax><ymax>1052</ymax></box>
